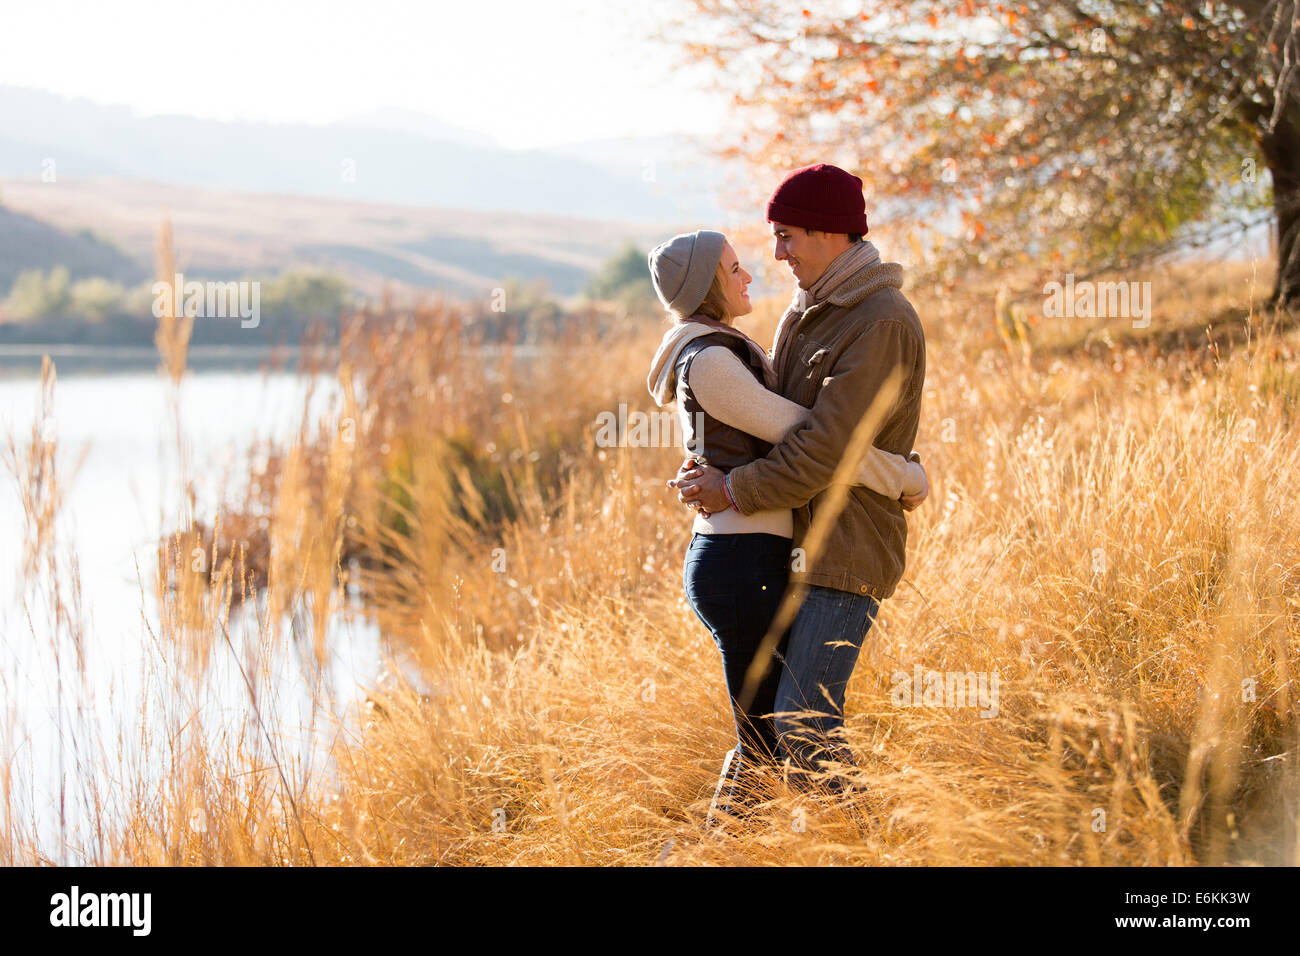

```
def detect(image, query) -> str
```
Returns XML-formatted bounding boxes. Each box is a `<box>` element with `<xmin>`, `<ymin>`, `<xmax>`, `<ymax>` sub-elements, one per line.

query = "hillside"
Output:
<box><xmin>0</xmin><ymin>204</ymin><xmax>148</xmax><ymax>291</ymax></box>
<box><xmin>0</xmin><ymin>177</ymin><xmax>672</xmax><ymax>301</ymax></box>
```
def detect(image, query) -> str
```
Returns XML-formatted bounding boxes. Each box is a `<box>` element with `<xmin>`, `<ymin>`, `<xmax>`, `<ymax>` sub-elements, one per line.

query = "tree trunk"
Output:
<box><xmin>1261</xmin><ymin>99</ymin><xmax>1300</xmax><ymax>308</ymax></box>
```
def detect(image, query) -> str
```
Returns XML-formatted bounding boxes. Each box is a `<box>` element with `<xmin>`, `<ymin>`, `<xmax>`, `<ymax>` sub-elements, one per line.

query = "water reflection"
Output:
<box><xmin>0</xmin><ymin>361</ymin><xmax>383</xmax><ymax>862</ymax></box>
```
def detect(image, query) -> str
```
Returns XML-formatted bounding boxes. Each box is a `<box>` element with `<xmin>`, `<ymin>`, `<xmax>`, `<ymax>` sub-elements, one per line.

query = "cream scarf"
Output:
<box><xmin>794</xmin><ymin>239</ymin><xmax>881</xmax><ymax>312</ymax></box>
<box><xmin>646</xmin><ymin>314</ymin><xmax>777</xmax><ymax>407</ymax></box>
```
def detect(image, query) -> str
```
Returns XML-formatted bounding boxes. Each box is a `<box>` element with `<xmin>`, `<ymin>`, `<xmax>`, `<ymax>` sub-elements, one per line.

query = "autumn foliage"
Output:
<box><xmin>672</xmin><ymin>1</ymin><xmax>1298</xmax><ymax>304</ymax></box>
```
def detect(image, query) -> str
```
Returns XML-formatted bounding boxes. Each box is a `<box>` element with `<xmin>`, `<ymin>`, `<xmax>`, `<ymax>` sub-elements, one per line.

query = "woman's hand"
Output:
<box><xmin>668</xmin><ymin>457</ymin><xmax>730</xmax><ymax>517</ymax></box>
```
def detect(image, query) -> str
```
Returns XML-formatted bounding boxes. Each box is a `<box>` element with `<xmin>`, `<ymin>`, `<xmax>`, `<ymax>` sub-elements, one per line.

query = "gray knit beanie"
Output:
<box><xmin>647</xmin><ymin>230</ymin><xmax>725</xmax><ymax>319</ymax></box>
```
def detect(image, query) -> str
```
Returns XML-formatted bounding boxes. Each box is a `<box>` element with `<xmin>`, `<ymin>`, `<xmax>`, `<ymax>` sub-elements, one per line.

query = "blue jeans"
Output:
<box><xmin>683</xmin><ymin>533</ymin><xmax>793</xmax><ymax>773</ymax></box>
<box><xmin>774</xmin><ymin>584</ymin><xmax>880</xmax><ymax>792</ymax></box>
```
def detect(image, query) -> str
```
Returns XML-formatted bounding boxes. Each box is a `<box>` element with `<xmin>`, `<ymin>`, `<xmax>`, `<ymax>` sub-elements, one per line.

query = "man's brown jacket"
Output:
<box><xmin>725</xmin><ymin>260</ymin><xmax>925</xmax><ymax>600</ymax></box>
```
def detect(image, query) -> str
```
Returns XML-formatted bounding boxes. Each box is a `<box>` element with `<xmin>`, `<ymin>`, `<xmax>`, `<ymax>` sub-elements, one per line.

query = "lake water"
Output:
<box><xmin>0</xmin><ymin>350</ymin><xmax>383</xmax><ymax>861</ymax></box>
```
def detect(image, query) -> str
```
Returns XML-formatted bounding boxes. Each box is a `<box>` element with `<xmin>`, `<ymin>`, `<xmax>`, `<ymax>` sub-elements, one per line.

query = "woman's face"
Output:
<box><xmin>718</xmin><ymin>240</ymin><xmax>753</xmax><ymax>321</ymax></box>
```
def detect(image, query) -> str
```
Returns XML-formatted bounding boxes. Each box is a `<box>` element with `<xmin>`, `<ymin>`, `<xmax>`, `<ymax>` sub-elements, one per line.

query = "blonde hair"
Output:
<box><xmin>692</xmin><ymin>265</ymin><xmax>732</xmax><ymax>324</ymax></box>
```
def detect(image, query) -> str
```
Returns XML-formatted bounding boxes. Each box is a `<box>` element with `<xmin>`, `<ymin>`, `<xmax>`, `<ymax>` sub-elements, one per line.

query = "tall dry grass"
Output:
<box><xmin>3</xmin><ymin>257</ymin><xmax>1297</xmax><ymax>866</ymax></box>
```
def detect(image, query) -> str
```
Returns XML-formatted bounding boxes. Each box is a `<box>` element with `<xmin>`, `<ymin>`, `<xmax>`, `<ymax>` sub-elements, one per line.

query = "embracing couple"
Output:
<box><xmin>645</xmin><ymin>163</ymin><xmax>928</xmax><ymax>826</ymax></box>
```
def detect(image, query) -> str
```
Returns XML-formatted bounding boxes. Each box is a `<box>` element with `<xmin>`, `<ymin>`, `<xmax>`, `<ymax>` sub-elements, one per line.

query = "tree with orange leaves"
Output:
<box><xmin>672</xmin><ymin>1</ymin><xmax>1299</xmax><ymax>307</ymax></box>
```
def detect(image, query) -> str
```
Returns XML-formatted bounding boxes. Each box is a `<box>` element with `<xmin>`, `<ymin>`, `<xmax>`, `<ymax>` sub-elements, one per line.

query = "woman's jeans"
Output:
<box><xmin>683</xmin><ymin>533</ymin><xmax>793</xmax><ymax>781</ymax></box>
<box><xmin>684</xmin><ymin>532</ymin><xmax>881</xmax><ymax>802</ymax></box>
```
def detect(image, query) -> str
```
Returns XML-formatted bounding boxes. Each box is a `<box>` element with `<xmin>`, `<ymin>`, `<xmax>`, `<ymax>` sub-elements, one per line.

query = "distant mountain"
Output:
<box><xmin>541</xmin><ymin>133</ymin><xmax>735</xmax><ymax>222</ymax></box>
<box><xmin>335</xmin><ymin>107</ymin><xmax>501</xmax><ymax>150</ymax></box>
<box><xmin>0</xmin><ymin>86</ymin><xmax>728</xmax><ymax>223</ymax></box>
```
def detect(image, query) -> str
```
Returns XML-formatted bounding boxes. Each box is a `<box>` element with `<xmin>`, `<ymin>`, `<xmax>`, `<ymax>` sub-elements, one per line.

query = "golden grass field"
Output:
<box><xmin>4</xmin><ymin>254</ymin><xmax>1298</xmax><ymax>866</ymax></box>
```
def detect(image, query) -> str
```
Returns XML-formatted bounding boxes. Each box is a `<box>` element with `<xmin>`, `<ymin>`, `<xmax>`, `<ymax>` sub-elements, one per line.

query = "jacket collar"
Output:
<box><xmin>772</xmin><ymin>261</ymin><xmax>906</xmax><ymax>367</ymax></box>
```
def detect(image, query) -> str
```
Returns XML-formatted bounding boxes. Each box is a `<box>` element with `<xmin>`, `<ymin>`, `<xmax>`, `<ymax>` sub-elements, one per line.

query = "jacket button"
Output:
<box><xmin>798</xmin><ymin>333</ymin><xmax>805</xmax><ymax>341</ymax></box>
<box><xmin>859</xmin><ymin>585</ymin><xmax>869</xmax><ymax>594</ymax></box>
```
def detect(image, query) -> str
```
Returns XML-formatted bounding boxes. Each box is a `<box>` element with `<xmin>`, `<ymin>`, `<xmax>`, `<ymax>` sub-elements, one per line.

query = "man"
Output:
<box><xmin>668</xmin><ymin>162</ymin><xmax>927</xmax><ymax>795</ymax></box>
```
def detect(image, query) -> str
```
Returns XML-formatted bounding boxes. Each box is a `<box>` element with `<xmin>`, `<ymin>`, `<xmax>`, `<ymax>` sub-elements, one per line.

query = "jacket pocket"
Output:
<box><xmin>798</xmin><ymin>341</ymin><xmax>831</xmax><ymax>381</ymax></box>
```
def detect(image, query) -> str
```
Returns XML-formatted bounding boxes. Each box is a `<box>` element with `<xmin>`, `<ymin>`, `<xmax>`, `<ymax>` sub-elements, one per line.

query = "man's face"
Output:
<box><xmin>771</xmin><ymin>223</ymin><xmax>842</xmax><ymax>289</ymax></box>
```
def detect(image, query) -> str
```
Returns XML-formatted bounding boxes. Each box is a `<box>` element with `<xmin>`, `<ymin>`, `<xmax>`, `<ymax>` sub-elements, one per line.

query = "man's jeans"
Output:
<box><xmin>774</xmin><ymin>584</ymin><xmax>880</xmax><ymax>792</ymax></box>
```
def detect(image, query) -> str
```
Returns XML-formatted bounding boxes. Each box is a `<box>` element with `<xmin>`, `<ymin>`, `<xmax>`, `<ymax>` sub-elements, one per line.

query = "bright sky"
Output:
<box><xmin>0</xmin><ymin>0</ymin><xmax>727</xmax><ymax>149</ymax></box>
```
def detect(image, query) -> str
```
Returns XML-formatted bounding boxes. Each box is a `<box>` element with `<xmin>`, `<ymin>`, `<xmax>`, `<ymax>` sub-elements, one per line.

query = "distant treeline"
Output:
<box><xmin>0</xmin><ymin>266</ymin><xmax>353</xmax><ymax>346</ymax></box>
<box><xmin>0</xmin><ymin>243</ymin><xmax>660</xmax><ymax>346</ymax></box>
<box><xmin>463</xmin><ymin>249</ymin><xmax>658</xmax><ymax>343</ymax></box>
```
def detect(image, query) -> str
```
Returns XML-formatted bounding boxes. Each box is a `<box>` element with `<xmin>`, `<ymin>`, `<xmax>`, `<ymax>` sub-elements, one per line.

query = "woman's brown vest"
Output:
<box><xmin>673</xmin><ymin>331</ymin><xmax>773</xmax><ymax>473</ymax></box>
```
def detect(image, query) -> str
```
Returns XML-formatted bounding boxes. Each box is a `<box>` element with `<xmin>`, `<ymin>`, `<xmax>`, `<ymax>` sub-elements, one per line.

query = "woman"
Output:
<box><xmin>645</xmin><ymin>229</ymin><xmax>927</xmax><ymax>825</ymax></box>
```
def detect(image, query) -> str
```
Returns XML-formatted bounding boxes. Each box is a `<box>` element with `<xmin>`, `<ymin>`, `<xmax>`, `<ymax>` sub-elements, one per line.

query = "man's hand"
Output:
<box><xmin>900</xmin><ymin>461</ymin><xmax>930</xmax><ymax>512</ymax></box>
<box><xmin>667</xmin><ymin>458</ymin><xmax>732</xmax><ymax>517</ymax></box>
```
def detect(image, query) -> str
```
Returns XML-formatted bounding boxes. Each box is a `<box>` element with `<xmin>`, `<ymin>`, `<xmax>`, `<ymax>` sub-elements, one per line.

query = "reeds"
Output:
<box><xmin>3</xmin><ymin>258</ymin><xmax>1297</xmax><ymax>866</ymax></box>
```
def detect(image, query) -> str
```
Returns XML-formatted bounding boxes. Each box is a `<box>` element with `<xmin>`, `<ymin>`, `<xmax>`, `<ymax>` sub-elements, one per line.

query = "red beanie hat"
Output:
<box><xmin>766</xmin><ymin>163</ymin><xmax>868</xmax><ymax>235</ymax></box>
